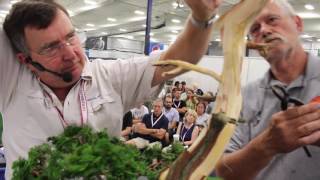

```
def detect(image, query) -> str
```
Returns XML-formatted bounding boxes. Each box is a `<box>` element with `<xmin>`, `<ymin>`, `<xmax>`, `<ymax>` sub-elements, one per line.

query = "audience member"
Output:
<box><xmin>195</xmin><ymin>102</ymin><xmax>210</xmax><ymax>129</ymax></box>
<box><xmin>172</xmin><ymin>88</ymin><xmax>187</xmax><ymax>122</ymax></box>
<box><xmin>185</xmin><ymin>88</ymin><xmax>198</xmax><ymax>110</ymax></box>
<box><xmin>131</xmin><ymin>103</ymin><xmax>149</xmax><ymax>124</ymax></box>
<box><xmin>126</xmin><ymin>99</ymin><xmax>168</xmax><ymax>149</ymax></box>
<box><xmin>121</xmin><ymin>111</ymin><xmax>133</xmax><ymax>140</ymax></box>
<box><xmin>176</xmin><ymin>109</ymin><xmax>199</xmax><ymax>147</ymax></box>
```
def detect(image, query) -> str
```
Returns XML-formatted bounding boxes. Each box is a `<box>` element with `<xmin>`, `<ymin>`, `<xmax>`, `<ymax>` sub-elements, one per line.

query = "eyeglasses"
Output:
<box><xmin>36</xmin><ymin>31</ymin><xmax>86</xmax><ymax>58</ymax></box>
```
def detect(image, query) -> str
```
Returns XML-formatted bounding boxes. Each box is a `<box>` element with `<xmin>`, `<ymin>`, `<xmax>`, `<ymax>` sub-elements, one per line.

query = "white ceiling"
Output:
<box><xmin>0</xmin><ymin>0</ymin><xmax>320</xmax><ymax>44</ymax></box>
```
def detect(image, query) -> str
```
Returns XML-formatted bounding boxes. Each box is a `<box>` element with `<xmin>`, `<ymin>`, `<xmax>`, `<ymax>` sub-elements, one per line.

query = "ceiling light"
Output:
<box><xmin>215</xmin><ymin>38</ymin><xmax>221</xmax><ymax>42</ymax></box>
<box><xmin>304</xmin><ymin>4</ymin><xmax>315</xmax><ymax>10</ymax></box>
<box><xmin>0</xmin><ymin>10</ymin><xmax>9</xmax><ymax>15</ymax></box>
<box><xmin>172</xmin><ymin>2</ymin><xmax>178</xmax><ymax>8</ymax></box>
<box><xmin>84</xmin><ymin>0</ymin><xmax>97</xmax><ymax>5</ymax></box>
<box><xmin>171</xmin><ymin>19</ymin><xmax>181</xmax><ymax>23</ymax></box>
<box><xmin>100</xmin><ymin>24</ymin><xmax>117</xmax><ymax>28</ymax></box>
<box><xmin>134</xmin><ymin>10</ymin><xmax>145</xmax><ymax>15</ymax></box>
<box><xmin>172</xmin><ymin>2</ymin><xmax>184</xmax><ymax>8</ymax></box>
<box><xmin>101</xmin><ymin>32</ymin><xmax>108</xmax><ymax>35</ymax></box>
<box><xmin>67</xmin><ymin>10</ymin><xmax>75</xmax><ymax>17</ymax></box>
<box><xmin>10</xmin><ymin>0</ymin><xmax>19</xmax><ymax>4</ymax></box>
<box><xmin>126</xmin><ymin>35</ymin><xmax>134</xmax><ymax>39</ymax></box>
<box><xmin>171</xmin><ymin>30</ymin><xmax>179</xmax><ymax>34</ymax></box>
<box><xmin>317</xmin><ymin>39</ymin><xmax>320</xmax><ymax>42</ymax></box>
<box><xmin>107</xmin><ymin>18</ymin><xmax>117</xmax><ymax>22</ymax></box>
<box><xmin>297</xmin><ymin>12</ymin><xmax>320</xmax><ymax>19</ymax></box>
<box><xmin>150</xmin><ymin>38</ymin><xmax>158</xmax><ymax>42</ymax></box>
<box><xmin>86</xmin><ymin>23</ymin><xmax>95</xmax><ymax>27</ymax></box>
<box><xmin>119</xmin><ymin>28</ymin><xmax>127</xmax><ymax>32</ymax></box>
<box><xmin>301</xmin><ymin>34</ymin><xmax>312</xmax><ymax>38</ymax></box>
<box><xmin>150</xmin><ymin>32</ymin><xmax>154</xmax><ymax>36</ymax></box>
<box><xmin>83</xmin><ymin>28</ymin><xmax>96</xmax><ymax>31</ymax></box>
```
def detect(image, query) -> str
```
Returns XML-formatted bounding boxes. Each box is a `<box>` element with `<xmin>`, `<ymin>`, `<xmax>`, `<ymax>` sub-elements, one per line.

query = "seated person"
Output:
<box><xmin>172</xmin><ymin>88</ymin><xmax>187</xmax><ymax>122</ymax></box>
<box><xmin>185</xmin><ymin>88</ymin><xmax>198</xmax><ymax>110</ymax></box>
<box><xmin>126</xmin><ymin>99</ymin><xmax>168</xmax><ymax>149</ymax></box>
<box><xmin>176</xmin><ymin>109</ymin><xmax>200</xmax><ymax>147</ymax></box>
<box><xmin>162</xmin><ymin>94</ymin><xmax>180</xmax><ymax>143</ymax></box>
<box><xmin>121</xmin><ymin>111</ymin><xmax>133</xmax><ymax>140</ymax></box>
<box><xmin>131</xmin><ymin>103</ymin><xmax>149</xmax><ymax>124</ymax></box>
<box><xmin>195</xmin><ymin>102</ymin><xmax>210</xmax><ymax>129</ymax></box>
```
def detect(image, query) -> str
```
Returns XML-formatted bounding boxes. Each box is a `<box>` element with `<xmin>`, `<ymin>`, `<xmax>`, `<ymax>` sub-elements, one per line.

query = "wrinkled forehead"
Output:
<box><xmin>255</xmin><ymin>2</ymin><xmax>282</xmax><ymax>20</ymax></box>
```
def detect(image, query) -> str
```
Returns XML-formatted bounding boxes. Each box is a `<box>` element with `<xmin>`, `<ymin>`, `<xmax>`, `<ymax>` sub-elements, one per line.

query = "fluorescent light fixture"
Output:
<box><xmin>171</xmin><ymin>30</ymin><xmax>179</xmax><ymax>34</ymax></box>
<box><xmin>215</xmin><ymin>38</ymin><xmax>221</xmax><ymax>42</ymax></box>
<box><xmin>172</xmin><ymin>2</ymin><xmax>184</xmax><ymax>8</ymax></box>
<box><xmin>126</xmin><ymin>35</ymin><xmax>134</xmax><ymax>39</ymax></box>
<box><xmin>101</xmin><ymin>32</ymin><xmax>108</xmax><ymax>35</ymax></box>
<box><xmin>304</xmin><ymin>4</ymin><xmax>315</xmax><ymax>10</ymax></box>
<box><xmin>83</xmin><ymin>28</ymin><xmax>96</xmax><ymax>31</ymax></box>
<box><xmin>134</xmin><ymin>10</ymin><xmax>145</xmax><ymax>15</ymax></box>
<box><xmin>297</xmin><ymin>12</ymin><xmax>320</xmax><ymax>19</ymax></box>
<box><xmin>171</xmin><ymin>19</ymin><xmax>181</xmax><ymax>23</ymax></box>
<box><xmin>86</xmin><ymin>23</ymin><xmax>95</xmax><ymax>27</ymax></box>
<box><xmin>67</xmin><ymin>10</ymin><xmax>75</xmax><ymax>17</ymax></box>
<box><xmin>301</xmin><ymin>34</ymin><xmax>312</xmax><ymax>38</ymax></box>
<box><xmin>84</xmin><ymin>0</ymin><xmax>97</xmax><ymax>5</ymax></box>
<box><xmin>10</xmin><ymin>0</ymin><xmax>19</xmax><ymax>4</ymax></box>
<box><xmin>119</xmin><ymin>28</ymin><xmax>127</xmax><ymax>32</ymax></box>
<box><xmin>107</xmin><ymin>18</ymin><xmax>117</xmax><ymax>22</ymax></box>
<box><xmin>172</xmin><ymin>2</ymin><xmax>178</xmax><ymax>8</ymax></box>
<box><xmin>100</xmin><ymin>24</ymin><xmax>117</xmax><ymax>28</ymax></box>
<box><xmin>317</xmin><ymin>39</ymin><xmax>320</xmax><ymax>42</ymax></box>
<box><xmin>0</xmin><ymin>10</ymin><xmax>9</xmax><ymax>14</ymax></box>
<box><xmin>142</xmin><ymin>24</ymin><xmax>147</xmax><ymax>28</ymax></box>
<box><xmin>151</xmin><ymin>38</ymin><xmax>159</xmax><ymax>42</ymax></box>
<box><xmin>128</xmin><ymin>17</ymin><xmax>146</xmax><ymax>21</ymax></box>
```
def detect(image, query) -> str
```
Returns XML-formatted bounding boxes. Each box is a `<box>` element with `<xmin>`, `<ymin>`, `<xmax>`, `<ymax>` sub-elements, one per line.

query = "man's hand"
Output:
<box><xmin>185</xmin><ymin>0</ymin><xmax>222</xmax><ymax>21</ymax></box>
<box><xmin>132</xmin><ymin>123</ymin><xmax>147</xmax><ymax>134</ymax></box>
<box><xmin>255</xmin><ymin>103</ymin><xmax>320</xmax><ymax>156</ymax></box>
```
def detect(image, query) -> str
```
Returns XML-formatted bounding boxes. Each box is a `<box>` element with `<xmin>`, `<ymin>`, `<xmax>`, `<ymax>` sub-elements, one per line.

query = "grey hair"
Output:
<box><xmin>273</xmin><ymin>0</ymin><xmax>296</xmax><ymax>16</ymax></box>
<box><xmin>153</xmin><ymin>98</ymin><xmax>164</xmax><ymax>107</ymax></box>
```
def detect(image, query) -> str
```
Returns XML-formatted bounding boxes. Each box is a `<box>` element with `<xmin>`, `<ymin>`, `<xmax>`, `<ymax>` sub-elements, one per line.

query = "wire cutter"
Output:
<box><xmin>271</xmin><ymin>84</ymin><xmax>312</xmax><ymax>158</ymax></box>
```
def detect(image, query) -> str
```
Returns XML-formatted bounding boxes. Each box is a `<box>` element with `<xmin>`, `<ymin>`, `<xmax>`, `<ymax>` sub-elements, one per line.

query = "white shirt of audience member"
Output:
<box><xmin>131</xmin><ymin>104</ymin><xmax>149</xmax><ymax>119</ymax></box>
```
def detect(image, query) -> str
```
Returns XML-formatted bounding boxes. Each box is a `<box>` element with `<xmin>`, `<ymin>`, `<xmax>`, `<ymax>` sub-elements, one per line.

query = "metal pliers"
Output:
<box><xmin>271</xmin><ymin>85</ymin><xmax>312</xmax><ymax>158</ymax></box>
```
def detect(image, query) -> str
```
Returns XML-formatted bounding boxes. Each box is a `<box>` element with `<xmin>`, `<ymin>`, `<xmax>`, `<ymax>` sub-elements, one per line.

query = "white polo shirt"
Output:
<box><xmin>0</xmin><ymin>29</ymin><xmax>162</xmax><ymax>178</ymax></box>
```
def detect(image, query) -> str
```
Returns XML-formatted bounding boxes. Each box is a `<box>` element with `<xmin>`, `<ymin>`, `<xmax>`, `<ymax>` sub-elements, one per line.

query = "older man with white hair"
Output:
<box><xmin>216</xmin><ymin>0</ymin><xmax>320</xmax><ymax>180</ymax></box>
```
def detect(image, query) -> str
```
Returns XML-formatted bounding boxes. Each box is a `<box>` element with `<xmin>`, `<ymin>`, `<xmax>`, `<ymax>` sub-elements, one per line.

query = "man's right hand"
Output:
<box><xmin>254</xmin><ymin>103</ymin><xmax>320</xmax><ymax>156</ymax></box>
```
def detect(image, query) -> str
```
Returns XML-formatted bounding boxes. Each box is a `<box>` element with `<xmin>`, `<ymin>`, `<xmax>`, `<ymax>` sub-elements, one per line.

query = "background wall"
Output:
<box><xmin>174</xmin><ymin>56</ymin><xmax>270</xmax><ymax>93</ymax></box>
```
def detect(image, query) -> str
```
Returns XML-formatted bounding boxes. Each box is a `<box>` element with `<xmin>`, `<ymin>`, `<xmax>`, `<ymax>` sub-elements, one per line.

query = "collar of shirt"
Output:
<box><xmin>81</xmin><ymin>57</ymin><xmax>93</xmax><ymax>81</ymax></box>
<box><xmin>258</xmin><ymin>53</ymin><xmax>320</xmax><ymax>90</ymax></box>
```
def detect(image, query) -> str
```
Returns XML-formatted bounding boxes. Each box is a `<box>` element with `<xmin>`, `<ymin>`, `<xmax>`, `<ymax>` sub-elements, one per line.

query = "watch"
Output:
<box><xmin>190</xmin><ymin>14</ymin><xmax>217</xmax><ymax>29</ymax></box>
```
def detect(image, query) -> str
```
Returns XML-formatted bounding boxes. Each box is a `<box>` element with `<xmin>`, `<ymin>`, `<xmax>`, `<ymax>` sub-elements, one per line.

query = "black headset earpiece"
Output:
<box><xmin>26</xmin><ymin>57</ymin><xmax>46</xmax><ymax>71</ymax></box>
<box><xmin>25</xmin><ymin>56</ymin><xmax>73</xmax><ymax>83</ymax></box>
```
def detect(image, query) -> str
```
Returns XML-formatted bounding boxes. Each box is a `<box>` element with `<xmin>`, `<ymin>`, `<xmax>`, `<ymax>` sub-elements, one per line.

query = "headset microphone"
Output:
<box><xmin>27</xmin><ymin>57</ymin><xmax>73</xmax><ymax>83</ymax></box>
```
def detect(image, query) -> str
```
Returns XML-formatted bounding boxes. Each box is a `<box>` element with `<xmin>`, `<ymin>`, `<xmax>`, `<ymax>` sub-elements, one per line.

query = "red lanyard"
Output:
<box><xmin>43</xmin><ymin>81</ymin><xmax>88</xmax><ymax>128</ymax></box>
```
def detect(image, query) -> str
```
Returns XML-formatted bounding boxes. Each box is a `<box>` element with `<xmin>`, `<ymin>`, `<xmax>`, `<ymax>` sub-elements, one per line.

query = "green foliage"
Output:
<box><xmin>12</xmin><ymin>126</ymin><xmax>184</xmax><ymax>180</ymax></box>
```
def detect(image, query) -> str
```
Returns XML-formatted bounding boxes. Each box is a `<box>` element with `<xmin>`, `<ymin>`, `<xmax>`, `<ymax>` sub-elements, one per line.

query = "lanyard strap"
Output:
<box><xmin>173</xmin><ymin>100</ymin><xmax>181</xmax><ymax>108</ymax></box>
<box><xmin>181</xmin><ymin>123</ymin><xmax>193</xmax><ymax>142</ymax></box>
<box><xmin>43</xmin><ymin>81</ymin><xmax>88</xmax><ymax>128</ymax></box>
<box><xmin>151</xmin><ymin>113</ymin><xmax>163</xmax><ymax>127</ymax></box>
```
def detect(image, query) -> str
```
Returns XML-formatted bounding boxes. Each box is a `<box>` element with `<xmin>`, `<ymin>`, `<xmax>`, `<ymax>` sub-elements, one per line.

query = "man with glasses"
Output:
<box><xmin>216</xmin><ymin>0</ymin><xmax>320</xmax><ymax>179</ymax></box>
<box><xmin>1</xmin><ymin>0</ymin><xmax>221</xmax><ymax>178</ymax></box>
